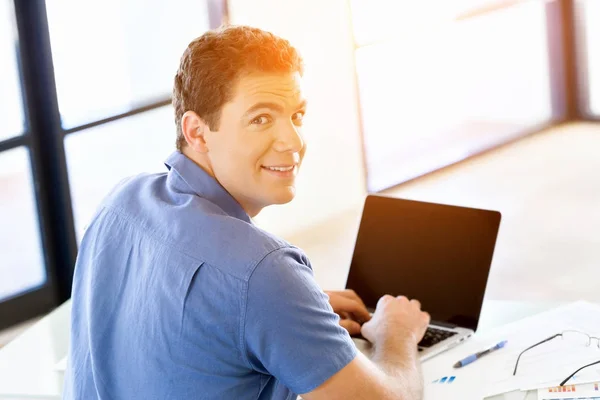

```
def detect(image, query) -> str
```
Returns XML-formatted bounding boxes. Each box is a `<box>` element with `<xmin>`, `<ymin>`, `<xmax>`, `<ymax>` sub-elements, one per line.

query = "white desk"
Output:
<box><xmin>0</xmin><ymin>299</ymin><xmax>559</xmax><ymax>399</ymax></box>
<box><xmin>0</xmin><ymin>300</ymin><xmax>70</xmax><ymax>399</ymax></box>
<box><xmin>428</xmin><ymin>299</ymin><xmax>563</xmax><ymax>400</ymax></box>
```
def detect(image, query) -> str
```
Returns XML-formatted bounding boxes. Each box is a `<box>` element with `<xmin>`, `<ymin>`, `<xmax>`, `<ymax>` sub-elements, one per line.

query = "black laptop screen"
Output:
<box><xmin>345</xmin><ymin>195</ymin><xmax>501</xmax><ymax>331</ymax></box>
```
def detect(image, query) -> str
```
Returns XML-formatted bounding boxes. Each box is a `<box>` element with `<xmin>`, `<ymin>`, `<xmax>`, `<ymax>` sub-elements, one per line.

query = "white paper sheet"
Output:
<box><xmin>538</xmin><ymin>381</ymin><xmax>600</xmax><ymax>399</ymax></box>
<box><xmin>422</xmin><ymin>301</ymin><xmax>600</xmax><ymax>398</ymax></box>
<box><xmin>477</xmin><ymin>301</ymin><xmax>600</xmax><ymax>397</ymax></box>
<box><xmin>484</xmin><ymin>341</ymin><xmax>600</xmax><ymax>395</ymax></box>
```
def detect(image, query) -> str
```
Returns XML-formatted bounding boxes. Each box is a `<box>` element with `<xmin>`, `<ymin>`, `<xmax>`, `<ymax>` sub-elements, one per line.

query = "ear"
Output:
<box><xmin>181</xmin><ymin>111</ymin><xmax>210</xmax><ymax>153</ymax></box>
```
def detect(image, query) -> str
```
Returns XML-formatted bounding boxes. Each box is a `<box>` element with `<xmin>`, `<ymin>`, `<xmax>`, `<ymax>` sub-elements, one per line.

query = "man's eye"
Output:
<box><xmin>251</xmin><ymin>115</ymin><xmax>270</xmax><ymax>125</ymax></box>
<box><xmin>292</xmin><ymin>112</ymin><xmax>305</xmax><ymax>126</ymax></box>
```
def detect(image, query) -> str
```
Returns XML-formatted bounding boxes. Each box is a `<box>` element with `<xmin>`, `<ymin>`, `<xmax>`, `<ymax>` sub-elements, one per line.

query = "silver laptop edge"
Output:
<box><xmin>353</xmin><ymin>315</ymin><xmax>475</xmax><ymax>361</ymax></box>
<box><xmin>418</xmin><ymin>324</ymin><xmax>473</xmax><ymax>362</ymax></box>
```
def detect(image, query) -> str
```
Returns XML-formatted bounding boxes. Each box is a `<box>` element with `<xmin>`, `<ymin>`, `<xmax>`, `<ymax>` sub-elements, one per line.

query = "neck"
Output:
<box><xmin>181</xmin><ymin>147</ymin><xmax>263</xmax><ymax>218</ymax></box>
<box><xmin>182</xmin><ymin>147</ymin><xmax>214</xmax><ymax>178</ymax></box>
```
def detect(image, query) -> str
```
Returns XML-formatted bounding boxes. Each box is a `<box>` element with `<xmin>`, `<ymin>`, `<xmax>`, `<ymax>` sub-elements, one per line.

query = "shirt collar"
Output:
<box><xmin>164</xmin><ymin>151</ymin><xmax>251</xmax><ymax>223</ymax></box>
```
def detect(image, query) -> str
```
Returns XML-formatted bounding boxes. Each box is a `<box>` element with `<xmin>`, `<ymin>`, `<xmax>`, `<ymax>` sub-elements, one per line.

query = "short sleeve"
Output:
<box><xmin>242</xmin><ymin>247</ymin><xmax>357</xmax><ymax>395</ymax></box>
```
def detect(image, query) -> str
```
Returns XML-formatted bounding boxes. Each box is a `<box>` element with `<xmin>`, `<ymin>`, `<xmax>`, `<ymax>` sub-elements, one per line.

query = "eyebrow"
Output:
<box><xmin>244</xmin><ymin>100</ymin><xmax>307</xmax><ymax>116</ymax></box>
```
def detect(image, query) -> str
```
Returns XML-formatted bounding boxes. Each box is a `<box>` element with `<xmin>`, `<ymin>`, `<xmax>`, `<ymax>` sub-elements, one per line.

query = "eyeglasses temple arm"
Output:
<box><xmin>560</xmin><ymin>359</ymin><xmax>600</xmax><ymax>386</ymax></box>
<box><xmin>513</xmin><ymin>334</ymin><xmax>562</xmax><ymax>376</ymax></box>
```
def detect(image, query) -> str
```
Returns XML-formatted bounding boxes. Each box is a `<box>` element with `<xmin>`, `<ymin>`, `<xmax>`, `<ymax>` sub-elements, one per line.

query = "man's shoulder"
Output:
<box><xmin>197</xmin><ymin>215</ymin><xmax>300</xmax><ymax>281</ymax></box>
<box><xmin>96</xmin><ymin>173</ymin><xmax>300</xmax><ymax>281</ymax></box>
<box><xmin>99</xmin><ymin>172</ymin><xmax>165</xmax><ymax>214</ymax></box>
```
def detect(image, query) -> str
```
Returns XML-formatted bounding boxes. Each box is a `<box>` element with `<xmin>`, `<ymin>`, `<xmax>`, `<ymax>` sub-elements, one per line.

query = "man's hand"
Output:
<box><xmin>361</xmin><ymin>295</ymin><xmax>430</xmax><ymax>348</ymax></box>
<box><xmin>325</xmin><ymin>289</ymin><xmax>372</xmax><ymax>335</ymax></box>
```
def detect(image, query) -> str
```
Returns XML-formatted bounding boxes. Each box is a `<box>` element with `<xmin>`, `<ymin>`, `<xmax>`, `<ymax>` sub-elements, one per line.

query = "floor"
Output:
<box><xmin>2</xmin><ymin>122</ymin><xmax>599</xmax><ymax>345</ymax></box>
<box><xmin>286</xmin><ymin>122</ymin><xmax>600</xmax><ymax>305</ymax></box>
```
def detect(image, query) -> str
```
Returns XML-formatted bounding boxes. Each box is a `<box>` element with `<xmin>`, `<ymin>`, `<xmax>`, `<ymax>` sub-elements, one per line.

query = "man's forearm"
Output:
<box><xmin>371</xmin><ymin>337</ymin><xmax>423</xmax><ymax>400</ymax></box>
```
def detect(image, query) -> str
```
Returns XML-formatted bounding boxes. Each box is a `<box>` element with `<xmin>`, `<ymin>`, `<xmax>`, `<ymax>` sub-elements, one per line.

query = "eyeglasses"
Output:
<box><xmin>559</xmin><ymin>359</ymin><xmax>600</xmax><ymax>386</ymax></box>
<box><xmin>513</xmin><ymin>330</ymin><xmax>600</xmax><ymax>386</ymax></box>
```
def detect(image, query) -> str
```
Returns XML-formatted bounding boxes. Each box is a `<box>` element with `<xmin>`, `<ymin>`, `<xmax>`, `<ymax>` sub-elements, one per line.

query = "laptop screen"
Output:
<box><xmin>345</xmin><ymin>195</ymin><xmax>501</xmax><ymax>331</ymax></box>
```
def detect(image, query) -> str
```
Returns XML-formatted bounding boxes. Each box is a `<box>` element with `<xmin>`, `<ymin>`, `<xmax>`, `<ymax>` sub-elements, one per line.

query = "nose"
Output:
<box><xmin>273</xmin><ymin>121</ymin><xmax>304</xmax><ymax>153</ymax></box>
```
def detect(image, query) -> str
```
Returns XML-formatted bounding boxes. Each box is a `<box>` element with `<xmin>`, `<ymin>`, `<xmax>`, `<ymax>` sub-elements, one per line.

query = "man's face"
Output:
<box><xmin>204</xmin><ymin>72</ymin><xmax>306</xmax><ymax>216</ymax></box>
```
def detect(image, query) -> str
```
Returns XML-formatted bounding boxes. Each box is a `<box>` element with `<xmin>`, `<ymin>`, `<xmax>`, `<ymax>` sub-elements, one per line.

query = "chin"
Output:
<box><xmin>270</xmin><ymin>188</ymin><xmax>296</xmax><ymax>205</ymax></box>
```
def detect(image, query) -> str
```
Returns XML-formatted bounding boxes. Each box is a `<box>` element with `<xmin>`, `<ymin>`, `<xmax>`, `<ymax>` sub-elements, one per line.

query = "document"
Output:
<box><xmin>538</xmin><ymin>381</ymin><xmax>600</xmax><ymax>399</ymax></box>
<box><xmin>478</xmin><ymin>301</ymin><xmax>600</xmax><ymax>397</ymax></box>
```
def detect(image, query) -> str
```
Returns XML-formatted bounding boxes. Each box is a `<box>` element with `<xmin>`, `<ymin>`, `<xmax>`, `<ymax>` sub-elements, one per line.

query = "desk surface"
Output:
<box><xmin>0</xmin><ymin>300</ymin><xmax>70</xmax><ymax>399</ymax></box>
<box><xmin>0</xmin><ymin>299</ymin><xmax>559</xmax><ymax>399</ymax></box>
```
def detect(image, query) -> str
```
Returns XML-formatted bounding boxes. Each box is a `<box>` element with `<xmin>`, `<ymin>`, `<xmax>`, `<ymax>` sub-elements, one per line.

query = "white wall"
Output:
<box><xmin>228</xmin><ymin>0</ymin><xmax>367</xmax><ymax>239</ymax></box>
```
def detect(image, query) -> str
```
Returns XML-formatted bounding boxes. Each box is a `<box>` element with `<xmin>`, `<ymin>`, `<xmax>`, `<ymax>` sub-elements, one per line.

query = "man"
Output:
<box><xmin>64</xmin><ymin>25</ymin><xmax>430</xmax><ymax>400</ymax></box>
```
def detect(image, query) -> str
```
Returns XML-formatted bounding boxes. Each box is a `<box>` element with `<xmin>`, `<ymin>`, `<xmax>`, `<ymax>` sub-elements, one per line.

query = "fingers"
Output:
<box><xmin>339</xmin><ymin>319</ymin><xmax>362</xmax><ymax>335</ymax></box>
<box><xmin>396</xmin><ymin>296</ymin><xmax>421</xmax><ymax>309</ymax></box>
<box><xmin>339</xmin><ymin>311</ymin><xmax>351</xmax><ymax>320</ymax></box>
<box><xmin>360</xmin><ymin>319</ymin><xmax>375</xmax><ymax>343</ymax></box>
<box><xmin>370</xmin><ymin>295</ymin><xmax>430</xmax><ymax>344</ymax></box>
<box><xmin>334</xmin><ymin>296</ymin><xmax>371</xmax><ymax>323</ymax></box>
<box><xmin>336</xmin><ymin>289</ymin><xmax>367</xmax><ymax>308</ymax></box>
<box><xmin>422</xmin><ymin>311</ymin><xmax>431</xmax><ymax>325</ymax></box>
<box><xmin>377</xmin><ymin>294</ymin><xmax>395</xmax><ymax>308</ymax></box>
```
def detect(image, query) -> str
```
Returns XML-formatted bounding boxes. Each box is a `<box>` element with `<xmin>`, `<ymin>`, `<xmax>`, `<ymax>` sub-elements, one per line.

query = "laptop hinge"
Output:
<box><xmin>430</xmin><ymin>320</ymin><xmax>457</xmax><ymax>329</ymax></box>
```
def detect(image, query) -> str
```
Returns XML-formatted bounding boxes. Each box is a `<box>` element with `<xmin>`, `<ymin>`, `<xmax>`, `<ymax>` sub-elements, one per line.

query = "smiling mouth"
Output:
<box><xmin>261</xmin><ymin>164</ymin><xmax>298</xmax><ymax>177</ymax></box>
<box><xmin>262</xmin><ymin>165</ymin><xmax>295</xmax><ymax>172</ymax></box>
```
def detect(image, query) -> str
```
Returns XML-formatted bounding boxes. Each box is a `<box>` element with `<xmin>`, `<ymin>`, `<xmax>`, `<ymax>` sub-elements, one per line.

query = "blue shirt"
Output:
<box><xmin>63</xmin><ymin>151</ymin><xmax>357</xmax><ymax>400</ymax></box>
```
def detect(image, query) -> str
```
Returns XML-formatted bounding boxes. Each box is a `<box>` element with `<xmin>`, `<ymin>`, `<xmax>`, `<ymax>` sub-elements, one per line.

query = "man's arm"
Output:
<box><xmin>325</xmin><ymin>289</ymin><xmax>372</xmax><ymax>335</ymax></box>
<box><xmin>243</xmin><ymin>249</ymin><xmax>428</xmax><ymax>398</ymax></box>
<box><xmin>302</xmin><ymin>296</ymin><xmax>429</xmax><ymax>400</ymax></box>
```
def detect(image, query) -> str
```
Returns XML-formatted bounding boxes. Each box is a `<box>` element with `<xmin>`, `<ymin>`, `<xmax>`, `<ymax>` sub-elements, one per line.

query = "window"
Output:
<box><xmin>46</xmin><ymin>0</ymin><xmax>210</xmax><ymax>128</ymax></box>
<box><xmin>0</xmin><ymin>148</ymin><xmax>45</xmax><ymax>301</ymax></box>
<box><xmin>0</xmin><ymin>0</ymin><xmax>24</xmax><ymax>139</ymax></box>
<box><xmin>351</xmin><ymin>1</ymin><xmax>556</xmax><ymax>191</ymax></box>
<box><xmin>350</xmin><ymin>0</ymin><xmax>522</xmax><ymax>47</ymax></box>
<box><xmin>0</xmin><ymin>0</ymin><xmax>224</xmax><ymax>330</ymax></box>
<box><xmin>65</xmin><ymin>106</ymin><xmax>175</xmax><ymax>241</ymax></box>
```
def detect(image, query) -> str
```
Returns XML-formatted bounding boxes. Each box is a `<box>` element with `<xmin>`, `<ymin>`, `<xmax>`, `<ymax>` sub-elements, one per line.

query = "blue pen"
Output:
<box><xmin>453</xmin><ymin>340</ymin><xmax>508</xmax><ymax>368</ymax></box>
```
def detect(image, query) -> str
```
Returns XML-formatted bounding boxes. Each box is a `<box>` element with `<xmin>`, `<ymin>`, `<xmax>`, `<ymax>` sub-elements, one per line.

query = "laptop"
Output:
<box><xmin>345</xmin><ymin>194</ymin><xmax>502</xmax><ymax>362</ymax></box>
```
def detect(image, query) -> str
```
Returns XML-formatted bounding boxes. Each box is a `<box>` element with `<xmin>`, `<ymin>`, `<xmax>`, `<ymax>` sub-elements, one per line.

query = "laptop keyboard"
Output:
<box><xmin>418</xmin><ymin>327</ymin><xmax>458</xmax><ymax>350</ymax></box>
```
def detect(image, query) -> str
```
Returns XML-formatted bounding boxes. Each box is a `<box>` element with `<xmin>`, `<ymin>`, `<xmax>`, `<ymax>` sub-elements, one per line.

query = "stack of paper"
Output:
<box><xmin>480</xmin><ymin>301</ymin><xmax>600</xmax><ymax>397</ymax></box>
<box><xmin>422</xmin><ymin>300</ymin><xmax>600</xmax><ymax>399</ymax></box>
<box><xmin>538</xmin><ymin>381</ymin><xmax>600</xmax><ymax>399</ymax></box>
